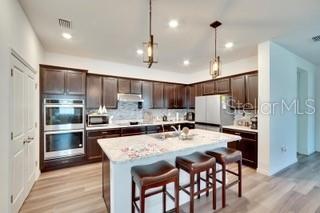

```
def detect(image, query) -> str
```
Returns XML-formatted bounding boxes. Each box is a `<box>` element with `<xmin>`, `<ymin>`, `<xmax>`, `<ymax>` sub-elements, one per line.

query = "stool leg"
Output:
<box><xmin>197</xmin><ymin>173</ymin><xmax>201</xmax><ymax>199</ymax></box>
<box><xmin>238</xmin><ymin>160</ymin><xmax>242</xmax><ymax>197</ymax></box>
<box><xmin>212</xmin><ymin>165</ymin><xmax>216</xmax><ymax>210</ymax></box>
<box><xmin>163</xmin><ymin>185</ymin><xmax>166</xmax><ymax>213</ymax></box>
<box><xmin>131</xmin><ymin>177</ymin><xmax>135</xmax><ymax>213</ymax></box>
<box><xmin>175</xmin><ymin>176</ymin><xmax>180</xmax><ymax>213</ymax></box>
<box><xmin>190</xmin><ymin>173</ymin><xmax>195</xmax><ymax>213</ymax></box>
<box><xmin>222</xmin><ymin>164</ymin><xmax>226</xmax><ymax>208</ymax></box>
<box><xmin>140</xmin><ymin>188</ymin><xmax>145</xmax><ymax>213</ymax></box>
<box><xmin>206</xmin><ymin>169</ymin><xmax>209</xmax><ymax>197</ymax></box>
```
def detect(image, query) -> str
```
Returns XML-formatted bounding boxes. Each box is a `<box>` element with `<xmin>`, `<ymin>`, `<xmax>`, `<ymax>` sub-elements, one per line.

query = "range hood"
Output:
<box><xmin>117</xmin><ymin>93</ymin><xmax>144</xmax><ymax>102</ymax></box>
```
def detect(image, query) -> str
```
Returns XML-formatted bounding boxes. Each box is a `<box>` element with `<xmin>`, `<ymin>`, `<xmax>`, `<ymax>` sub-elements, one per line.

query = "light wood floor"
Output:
<box><xmin>20</xmin><ymin>153</ymin><xmax>320</xmax><ymax>213</ymax></box>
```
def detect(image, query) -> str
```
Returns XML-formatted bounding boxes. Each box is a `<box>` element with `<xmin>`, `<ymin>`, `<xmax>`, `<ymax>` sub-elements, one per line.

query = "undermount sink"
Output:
<box><xmin>150</xmin><ymin>133</ymin><xmax>178</xmax><ymax>140</ymax></box>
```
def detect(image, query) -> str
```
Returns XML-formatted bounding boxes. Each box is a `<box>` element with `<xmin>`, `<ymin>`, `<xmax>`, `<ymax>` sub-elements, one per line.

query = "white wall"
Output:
<box><xmin>44</xmin><ymin>53</ymin><xmax>190</xmax><ymax>84</ymax></box>
<box><xmin>258</xmin><ymin>41</ymin><xmax>316</xmax><ymax>176</ymax></box>
<box><xmin>0</xmin><ymin>0</ymin><xmax>44</xmax><ymax>212</ymax></box>
<box><xmin>188</xmin><ymin>56</ymin><xmax>258</xmax><ymax>83</ymax></box>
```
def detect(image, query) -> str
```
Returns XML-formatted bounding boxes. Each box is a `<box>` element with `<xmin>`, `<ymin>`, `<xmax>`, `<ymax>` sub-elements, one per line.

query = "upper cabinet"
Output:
<box><xmin>118</xmin><ymin>78</ymin><xmax>130</xmax><ymax>94</ymax></box>
<box><xmin>153</xmin><ymin>82</ymin><xmax>164</xmax><ymax>108</ymax></box>
<box><xmin>203</xmin><ymin>81</ymin><xmax>215</xmax><ymax>95</ymax></box>
<box><xmin>164</xmin><ymin>84</ymin><xmax>187</xmax><ymax>109</ymax></box>
<box><xmin>215</xmin><ymin>78</ymin><xmax>230</xmax><ymax>94</ymax></box>
<box><xmin>103</xmin><ymin>77</ymin><xmax>118</xmax><ymax>109</ymax></box>
<box><xmin>164</xmin><ymin>84</ymin><xmax>175</xmax><ymax>109</ymax></box>
<box><xmin>130</xmin><ymin>80</ymin><xmax>142</xmax><ymax>94</ymax></box>
<box><xmin>186</xmin><ymin>85</ymin><xmax>195</xmax><ymax>109</ymax></box>
<box><xmin>195</xmin><ymin>83</ymin><xmax>203</xmax><ymax>96</ymax></box>
<box><xmin>142</xmin><ymin>81</ymin><xmax>153</xmax><ymax>109</ymax></box>
<box><xmin>175</xmin><ymin>85</ymin><xmax>187</xmax><ymax>109</ymax></box>
<box><xmin>41</xmin><ymin>66</ymin><xmax>86</xmax><ymax>96</ymax></box>
<box><xmin>86</xmin><ymin>75</ymin><xmax>102</xmax><ymax>109</ymax></box>
<box><xmin>245</xmin><ymin>73</ymin><xmax>258</xmax><ymax>109</ymax></box>
<box><xmin>230</xmin><ymin>75</ymin><xmax>246</xmax><ymax>108</ymax></box>
<box><xmin>230</xmin><ymin>72</ymin><xmax>258</xmax><ymax>109</ymax></box>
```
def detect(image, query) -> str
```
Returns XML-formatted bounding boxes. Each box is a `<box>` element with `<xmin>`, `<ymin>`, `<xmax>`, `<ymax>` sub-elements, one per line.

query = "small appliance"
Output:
<box><xmin>87</xmin><ymin>114</ymin><xmax>109</xmax><ymax>126</ymax></box>
<box><xmin>250</xmin><ymin>116</ymin><xmax>258</xmax><ymax>130</ymax></box>
<box><xmin>186</xmin><ymin>112</ymin><xmax>195</xmax><ymax>121</ymax></box>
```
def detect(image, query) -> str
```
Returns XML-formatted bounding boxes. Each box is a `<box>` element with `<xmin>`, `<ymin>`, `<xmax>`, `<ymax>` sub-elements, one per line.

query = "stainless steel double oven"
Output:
<box><xmin>43</xmin><ymin>99</ymin><xmax>85</xmax><ymax>160</ymax></box>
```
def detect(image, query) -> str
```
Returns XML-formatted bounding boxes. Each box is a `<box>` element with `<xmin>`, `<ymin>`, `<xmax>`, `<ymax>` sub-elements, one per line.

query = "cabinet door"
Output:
<box><xmin>164</xmin><ymin>84</ymin><xmax>175</xmax><ymax>108</ymax></box>
<box><xmin>87</xmin><ymin>136</ymin><xmax>102</xmax><ymax>160</ymax></box>
<box><xmin>187</xmin><ymin>85</ymin><xmax>196</xmax><ymax>108</ymax></box>
<box><xmin>130</xmin><ymin>80</ymin><xmax>142</xmax><ymax>94</ymax></box>
<box><xmin>121</xmin><ymin>127</ymin><xmax>146</xmax><ymax>136</ymax></box>
<box><xmin>66</xmin><ymin>71</ymin><xmax>86</xmax><ymax>95</ymax></box>
<box><xmin>203</xmin><ymin>81</ymin><xmax>215</xmax><ymax>95</ymax></box>
<box><xmin>142</xmin><ymin>81</ymin><xmax>153</xmax><ymax>109</ymax></box>
<box><xmin>215</xmin><ymin>78</ymin><xmax>230</xmax><ymax>94</ymax></box>
<box><xmin>153</xmin><ymin>82</ymin><xmax>164</xmax><ymax>108</ymax></box>
<box><xmin>195</xmin><ymin>83</ymin><xmax>203</xmax><ymax>96</ymax></box>
<box><xmin>103</xmin><ymin>77</ymin><xmax>118</xmax><ymax>109</ymax></box>
<box><xmin>245</xmin><ymin>73</ymin><xmax>258</xmax><ymax>109</ymax></box>
<box><xmin>41</xmin><ymin>68</ymin><xmax>65</xmax><ymax>95</ymax></box>
<box><xmin>230</xmin><ymin>75</ymin><xmax>246</xmax><ymax>108</ymax></box>
<box><xmin>118</xmin><ymin>78</ymin><xmax>130</xmax><ymax>94</ymax></box>
<box><xmin>175</xmin><ymin>85</ymin><xmax>186</xmax><ymax>108</ymax></box>
<box><xmin>87</xmin><ymin>75</ymin><xmax>102</xmax><ymax>109</ymax></box>
<box><xmin>239</xmin><ymin>138</ymin><xmax>258</xmax><ymax>168</ymax></box>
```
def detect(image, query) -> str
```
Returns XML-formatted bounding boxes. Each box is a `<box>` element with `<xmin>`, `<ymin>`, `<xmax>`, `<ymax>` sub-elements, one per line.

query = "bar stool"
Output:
<box><xmin>131</xmin><ymin>160</ymin><xmax>179</xmax><ymax>213</ymax></box>
<box><xmin>206</xmin><ymin>147</ymin><xmax>242</xmax><ymax>208</ymax></box>
<box><xmin>175</xmin><ymin>152</ymin><xmax>216</xmax><ymax>213</ymax></box>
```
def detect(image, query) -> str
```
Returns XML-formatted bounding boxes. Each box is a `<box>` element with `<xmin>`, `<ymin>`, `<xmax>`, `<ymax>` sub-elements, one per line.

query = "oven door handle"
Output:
<box><xmin>44</xmin><ymin>104</ymin><xmax>84</xmax><ymax>108</ymax></box>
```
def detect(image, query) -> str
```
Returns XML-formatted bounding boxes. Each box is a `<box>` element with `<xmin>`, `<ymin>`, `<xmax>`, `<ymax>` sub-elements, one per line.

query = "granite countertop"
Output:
<box><xmin>86</xmin><ymin>120</ymin><xmax>195</xmax><ymax>131</ymax></box>
<box><xmin>222</xmin><ymin>125</ymin><xmax>258</xmax><ymax>133</ymax></box>
<box><xmin>98</xmin><ymin>129</ymin><xmax>241</xmax><ymax>164</ymax></box>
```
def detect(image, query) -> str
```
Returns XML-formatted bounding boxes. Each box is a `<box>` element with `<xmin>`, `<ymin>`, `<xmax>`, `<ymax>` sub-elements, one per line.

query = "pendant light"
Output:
<box><xmin>143</xmin><ymin>0</ymin><xmax>158</xmax><ymax>68</ymax></box>
<box><xmin>209</xmin><ymin>21</ymin><xmax>222</xmax><ymax>78</ymax></box>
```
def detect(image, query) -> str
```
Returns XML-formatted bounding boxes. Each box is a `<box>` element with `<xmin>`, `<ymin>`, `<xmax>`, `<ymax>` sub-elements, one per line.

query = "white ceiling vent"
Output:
<box><xmin>312</xmin><ymin>35</ymin><xmax>320</xmax><ymax>42</ymax></box>
<box><xmin>58</xmin><ymin>18</ymin><xmax>72</xmax><ymax>29</ymax></box>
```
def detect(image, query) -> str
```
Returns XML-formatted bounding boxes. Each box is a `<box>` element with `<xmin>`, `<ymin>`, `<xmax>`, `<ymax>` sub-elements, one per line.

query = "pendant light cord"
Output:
<box><xmin>214</xmin><ymin>27</ymin><xmax>217</xmax><ymax>58</ymax></box>
<box><xmin>149</xmin><ymin>0</ymin><xmax>152</xmax><ymax>36</ymax></box>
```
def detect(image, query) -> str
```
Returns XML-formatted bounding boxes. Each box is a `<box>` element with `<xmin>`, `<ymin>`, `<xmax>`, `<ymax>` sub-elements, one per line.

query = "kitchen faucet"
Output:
<box><xmin>171</xmin><ymin>125</ymin><xmax>181</xmax><ymax>136</ymax></box>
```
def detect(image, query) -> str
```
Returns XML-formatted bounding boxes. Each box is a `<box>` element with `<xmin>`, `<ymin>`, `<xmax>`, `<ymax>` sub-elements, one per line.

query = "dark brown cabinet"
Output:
<box><xmin>142</xmin><ymin>81</ymin><xmax>153</xmax><ymax>109</ymax></box>
<box><xmin>164</xmin><ymin>84</ymin><xmax>176</xmax><ymax>108</ymax></box>
<box><xmin>103</xmin><ymin>77</ymin><xmax>118</xmax><ymax>109</ymax></box>
<box><xmin>118</xmin><ymin>78</ymin><xmax>130</xmax><ymax>94</ymax></box>
<box><xmin>87</xmin><ymin>75</ymin><xmax>102</xmax><ymax>109</ymax></box>
<box><xmin>203</xmin><ymin>81</ymin><xmax>215</xmax><ymax>95</ymax></box>
<box><xmin>121</xmin><ymin>127</ymin><xmax>146</xmax><ymax>136</ymax></box>
<box><xmin>41</xmin><ymin>67</ymin><xmax>86</xmax><ymax>96</ymax></box>
<box><xmin>195</xmin><ymin>83</ymin><xmax>203</xmax><ymax>96</ymax></box>
<box><xmin>153</xmin><ymin>82</ymin><xmax>164</xmax><ymax>108</ymax></box>
<box><xmin>186</xmin><ymin>85</ymin><xmax>195</xmax><ymax>109</ymax></box>
<box><xmin>223</xmin><ymin>128</ymin><xmax>258</xmax><ymax>169</ymax></box>
<box><xmin>215</xmin><ymin>78</ymin><xmax>230</xmax><ymax>94</ymax></box>
<box><xmin>87</xmin><ymin>129</ymin><xmax>121</xmax><ymax>161</ymax></box>
<box><xmin>130</xmin><ymin>80</ymin><xmax>142</xmax><ymax>94</ymax></box>
<box><xmin>175</xmin><ymin>85</ymin><xmax>186</xmax><ymax>108</ymax></box>
<box><xmin>245</xmin><ymin>73</ymin><xmax>258</xmax><ymax>109</ymax></box>
<box><xmin>230</xmin><ymin>75</ymin><xmax>246</xmax><ymax>108</ymax></box>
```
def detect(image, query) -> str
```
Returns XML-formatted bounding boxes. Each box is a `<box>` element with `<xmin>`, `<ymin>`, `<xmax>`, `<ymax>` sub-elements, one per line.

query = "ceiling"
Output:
<box><xmin>19</xmin><ymin>0</ymin><xmax>320</xmax><ymax>73</ymax></box>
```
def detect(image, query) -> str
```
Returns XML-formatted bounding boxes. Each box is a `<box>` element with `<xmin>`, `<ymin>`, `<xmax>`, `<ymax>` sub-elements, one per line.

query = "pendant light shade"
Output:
<box><xmin>143</xmin><ymin>0</ymin><xmax>158</xmax><ymax>68</ymax></box>
<box><xmin>209</xmin><ymin>21</ymin><xmax>222</xmax><ymax>78</ymax></box>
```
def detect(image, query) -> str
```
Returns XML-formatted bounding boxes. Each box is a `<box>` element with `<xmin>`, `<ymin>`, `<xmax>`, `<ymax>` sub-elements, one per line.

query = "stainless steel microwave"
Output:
<box><xmin>87</xmin><ymin>114</ymin><xmax>109</xmax><ymax>126</ymax></box>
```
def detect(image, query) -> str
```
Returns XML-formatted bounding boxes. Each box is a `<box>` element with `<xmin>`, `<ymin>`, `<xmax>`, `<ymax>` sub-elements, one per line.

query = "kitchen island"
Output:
<box><xmin>98</xmin><ymin>129</ymin><xmax>241</xmax><ymax>213</ymax></box>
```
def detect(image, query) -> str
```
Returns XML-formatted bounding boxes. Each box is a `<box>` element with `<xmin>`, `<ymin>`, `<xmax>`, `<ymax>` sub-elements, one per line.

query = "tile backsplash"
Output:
<box><xmin>89</xmin><ymin>102</ymin><xmax>193</xmax><ymax>121</ymax></box>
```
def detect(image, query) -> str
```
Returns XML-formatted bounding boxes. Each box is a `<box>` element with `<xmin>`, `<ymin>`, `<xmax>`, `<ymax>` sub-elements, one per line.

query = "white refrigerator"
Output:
<box><xmin>195</xmin><ymin>95</ymin><xmax>233</xmax><ymax>126</ymax></box>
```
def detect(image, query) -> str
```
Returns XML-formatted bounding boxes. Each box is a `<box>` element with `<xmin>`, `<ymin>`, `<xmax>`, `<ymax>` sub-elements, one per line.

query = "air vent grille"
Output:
<box><xmin>58</xmin><ymin>19</ymin><xmax>72</xmax><ymax>29</ymax></box>
<box><xmin>312</xmin><ymin>35</ymin><xmax>320</xmax><ymax>42</ymax></box>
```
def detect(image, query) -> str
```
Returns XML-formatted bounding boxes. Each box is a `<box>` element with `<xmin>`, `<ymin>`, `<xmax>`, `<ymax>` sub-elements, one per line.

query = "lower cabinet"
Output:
<box><xmin>87</xmin><ymin>129</ymin><xmax>121</xmax><ymax>161</ymax></box>
<box><xmin>222</xmin><ymin>128</ymin><xmax>258</xmax><ymax>169</ymax></box>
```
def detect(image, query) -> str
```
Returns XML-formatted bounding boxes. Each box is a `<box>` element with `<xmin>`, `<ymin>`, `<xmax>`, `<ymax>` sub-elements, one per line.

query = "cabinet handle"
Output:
<box><xmin>234</xmin><ymin>132</ymin><xmax>241</xmax><ymax>135</ymax></box>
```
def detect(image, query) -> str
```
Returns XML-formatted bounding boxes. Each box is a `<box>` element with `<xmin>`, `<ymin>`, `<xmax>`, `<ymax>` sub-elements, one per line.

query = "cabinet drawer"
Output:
<box><xmin>222</xmin><ymin>128</ymin><xmax>257</xmax><ymax>140</ymax></box>
<box><xmin>121</xmin><ymin>127</ymin><xmax>146</xmax><ymax>136</ymax></box>
<box><xmin>87</xmin><ymin>129</ymin><xmax>121</xmax><ymax>138</ymax></box>
<box><xmin>146</xmin><ymin>125</ymin><xmax>162</xmax><ymax>134</ymax></box>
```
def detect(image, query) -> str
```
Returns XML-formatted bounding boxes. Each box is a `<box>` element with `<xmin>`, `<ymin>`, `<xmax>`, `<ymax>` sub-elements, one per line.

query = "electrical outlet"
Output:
<box><xmin>281</xmin><ymin>145</ymin><xmax>287</xmax><ymax>152</ymax></box>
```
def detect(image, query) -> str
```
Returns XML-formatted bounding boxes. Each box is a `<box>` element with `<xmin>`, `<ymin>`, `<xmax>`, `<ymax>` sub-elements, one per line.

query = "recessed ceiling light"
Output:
<box><xmin>62</xmin><ymin>32</ymin><xmax>72</xmax><ymax>40</ymax></box>
<box><xmin>136</xmin><ymin>49</ymin><xmax>144</xmax><ymax>55</ymax></box>
<box><xmin>169</xmin><ymin>19</ymin><xmax>179</xmax><ymax>28</ymax></box>
<box><xmin>225</xmin><ymin>42</ymin><xmax>234</xmax><ymax>48</ymax></box>
<box><xmin>183</xmin><ymin>60</ymin><xmax>190</xmax><ymax>66</ymax></box>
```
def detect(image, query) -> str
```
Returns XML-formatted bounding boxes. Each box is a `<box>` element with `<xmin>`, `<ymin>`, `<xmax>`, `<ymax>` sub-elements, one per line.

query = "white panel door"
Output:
<box><xmin>11</xmin><ymin>64</ymin><xmax>27</xmax><ymax>213</ymax></box>
<box><xmin>11</xmin><ymin>56</ymin><xmax>36</xmax><ymax>213</ymax></box>
<box><xmin>195</xmin><ymin>96</ymin><xmax>206</xmax><ymax>123</ymax></box>
<box><xmin>206</xmin><ymin>95</ymin><xmax>221</xmax><ymax>125</ymax></box>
